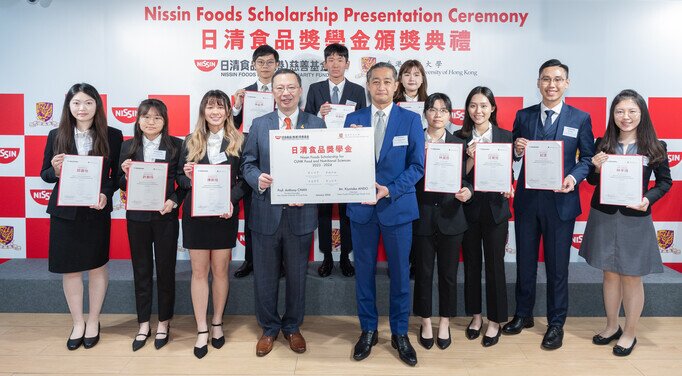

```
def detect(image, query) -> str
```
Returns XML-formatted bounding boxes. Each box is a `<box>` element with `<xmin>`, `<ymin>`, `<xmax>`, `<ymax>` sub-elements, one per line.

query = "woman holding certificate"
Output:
<box><xmin>579</xmin><ymin>89</ymin><xmax>672</xmax><ymax>356</ymax></box>
<box><xmin>413</xmin><ymin>93</ymin><xmax>472</xmax><ymax>350</ymax></box>
<box><xmin>118</xmin><ymin>99</ymin><xmax>184</xmax><ymax>351</ymax></box>
<box><xmin>456</xmin><ymin>86</ymin><xmax>513</xmax><ymax>347</ymax></box>
<box><xmin>40</xmin><ymin>83</ymin><xmax>123</xmax><ymax>350</ymax></box>
<box><xmin>177</xmin><ymin>90</ymin><xmax>247</xmax><ymax>359</ymax></box>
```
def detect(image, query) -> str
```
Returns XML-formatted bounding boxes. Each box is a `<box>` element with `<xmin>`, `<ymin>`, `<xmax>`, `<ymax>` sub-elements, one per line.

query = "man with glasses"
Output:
<box><xmin>241</xmin><ymin>69</ymin><xmax>325</xmax><ymax>357</ymax></box>
<box><xmin>503</xmin><ymin>59</ymin><xmax>595</xmax><ymax>350</ymax></box>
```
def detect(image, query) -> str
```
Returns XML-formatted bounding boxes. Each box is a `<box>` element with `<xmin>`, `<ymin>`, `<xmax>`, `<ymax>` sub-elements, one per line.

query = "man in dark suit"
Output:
<box><xmin>503</xmin><ymin>59</ymin><xmax>595</xmax><ymax>350</ymax></box>
<box><xmin>304</xmin><ymin>43</ymin><xmax>367</xmax><ymax>278</ymax></box>
<box><xmin>232</xmin><ymin>45</ymin><xmax>280</xmax><ymax>278</ymax></box>
<box><xmin>241</xmin><ymin>69</ymin><xmax>325</xmax><ymax>357</ymax></box>
<box><xmin>345</xmin><ymin>62</ymin><xmax>424</xmax><ymax>366</ymax></box>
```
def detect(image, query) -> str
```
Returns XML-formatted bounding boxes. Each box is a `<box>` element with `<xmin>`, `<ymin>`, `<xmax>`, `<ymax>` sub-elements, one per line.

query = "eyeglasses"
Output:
<box><xmin>255</xmin><ymin>60</ymin><xmax>277</xmax><ymax>67</ymax></box>
<box><xmin>539</xmin><ymin>77</ymin><xmax>566</xmax><ymax>85</ymax></box>
<box><xmin>274</xmin><ymin>86</ymin><xmax>300</xmax><ymax>94</ymax></box>
<box><xmin>426</xmin><ymin>108</ymin><xmax>450</xmax><ymax>115</ymax></box>
<box><xmin>614</xmin><ymin>109</ymin><xmax>641</xmax><ymax>118</ymax></box>
<box><xmin>141</xmin><ymin>115</ymin><xmax>163</xmax><ymax>123</ymax></box>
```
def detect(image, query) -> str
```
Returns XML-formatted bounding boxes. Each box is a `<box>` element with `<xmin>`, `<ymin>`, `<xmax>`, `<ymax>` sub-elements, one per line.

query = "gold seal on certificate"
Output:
<box><xmin>125</xmin><ymin>161</ymin><xmax>168</xmax><ymax>211</ymax></box>
<box><xmin>524</xmin><ymin>140</ymin><xmax>564</xmax><ymax>190</ymax></box>
<box><xmin>325</xmin><ymin>104</ymin><xmax>356</xmax><ymax>129</ymax></box>
<box><xmin>191</xmin><ymin>164</ymin><xmax>231</xmax><ymax>217</ymax></box>
<box><xmin>242</xmin><ymin>91</ymin><xmax>274</xmax><ymax>133</ymax></box>
<box><xmin>474</xmin><ymin>143</ymin><xmax>512</xmax><ymax>193</ymax></box>
<box><xmin>57</xmin><ymin>155</ymin><xmax>103</xmax><ymax>207</ymax></box>
<box><xmin>600</xmin><ymin>154</ymin><xmax>643</xmax><ymax>206</ymax></box>
<box><xmin>269</xmin><ymin>128</ymin><xmax>376</xmax><ymax>204</ymax></box>
<box><xmin>424</xmin><ymin>143</ymin><xmax>462</xmax><ymax>193</ymax></box>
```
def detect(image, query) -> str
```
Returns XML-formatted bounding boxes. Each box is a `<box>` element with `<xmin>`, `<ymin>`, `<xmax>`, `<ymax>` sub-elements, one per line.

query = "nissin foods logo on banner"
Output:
<box><xmin>0</xmin><ymin>148</ymin><xmax>20</xmax><ymax>163</ymax></box>
<box><xmin>30</xmin><ymin>189</ymin><xmax>52</xmax><ymax>205</ymax></box>
<box><xmin>112</xmin><ymin>107</ymin><xmax>137</xmax><ymax>123</ymax></box>
<box><xmin>572</xmin><ymin>234</ymin><xmax>583</xmax><ymax>250</ymax></box>
<box><xmin>195</xmin><ymin>59</ymin><xmax>218</xmax><ymax>72</ymax></box>
<box><xmin>668</xmin><ymin>152</ymin><xmax>681</xmax><ymax>168</ymax></box>
<box><xmin>451</xmin><ymin>110</ymin><xmax>465</xmax><ymax>126</ymax></box>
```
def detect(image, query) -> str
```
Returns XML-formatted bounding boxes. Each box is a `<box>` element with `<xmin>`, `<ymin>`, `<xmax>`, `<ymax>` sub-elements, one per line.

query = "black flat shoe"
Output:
<box><xmin>466</xmin><ymin>318</ymin><xmax>481</xmax><ymax>340</ymax></box>
<box><xmin>83</xmin><ymin>323</ymin><xmax>100</xmax><ymax>349</ymax></box>
<box><xmin>502</xmin><ymin>316</ymin><xmax>534</xmax><ymax>335</ymax></box>
<box><xmin>418</xmin><ymin>325</ymin><xmax>434</xmax><ymax>349</ymax></box>
<box><xmin>233</xmin><ymin>261</ymin><xmax>253</xmax><ymax>278</ymax></box>
<box><xmin>194</xmin><ymin>330</ymin><xmax>209</xmax><ymax>359</ymax></box>
<box><xmin>613</xmin><ymin>338</ymin><xmax>636</xmax><ymax>357</ymax></box>
<box><xmin>132</xmin><ymin>329</ymin><xmax>151</xmax><ymax>352</ymax></box>
<box><xmin>436</xmin><ymin>327</ymin><xmax>451</xmax><ymax>350</ymax></box>
<box><xmin>66</xmin><ymin>326</ymin><xmax>85</xmax><ymax>351</ymax></box>
<box><xmin>154</xmin><ymin>325</ymin><xmax>170</xmax><ymax>350</ymax></box>
<box><xmin>482</xmin><ymin>326</ymin><xmax>502</xmax><ymax>347</ymax></box>
<box><xmin>593</xmin><ymin>326</ymin><xmax>623</xmax><ymax>345</ymax></box>
<box><xmin>211</xmin><ymin>322</ymin><xmax>225</xmax><ymax>349</ymax></box>
<box><xmin>339</xmin><ymin>257</ymin><xmax>355</xmax><ymax>277</ymax></box>
<box><xmin>318</xmin><ymin>258</ymin><xmax>333</xmax><ymax>277</ymax></box>
<box><xmin>391</xmin><ymin>334</ymin><xmax>417</xmax><ymax>366</ymax></box>
<box><xmin>353</xmin><ymin>330</ymin><xmax>378</xmax><ymax>361</ymax></box>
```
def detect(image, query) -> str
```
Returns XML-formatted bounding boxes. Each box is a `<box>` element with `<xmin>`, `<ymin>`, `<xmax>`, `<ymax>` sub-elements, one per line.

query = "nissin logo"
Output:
<box><xmin>195</xmin><ymin>59</ymin><xmax>218</xmax><ymax>72</ymax></box>
<box><xmin>572</xmin><ymin>234</ymin><xmax>583</xmax><ymax>250</ymax></box>
<box><xmin>112</xmin><ymin>107</ymin><xmax>137</xmax><ymax>123</ymax></box>
<box><xmin>668</xmin><ymin>152</ymin><xmax>681</xmax><ymax>168</ymax></box>
<box><xmin>30</xmin><ymin>189</ymin><xmax>52</xmax><ymax>205</ymax></box>
<box><xmin>451</xmin><ymin>109</ymin><xmax>465</xmax><ymax>126</ymax></box>
<box><xmin>238</xmin><ymin>232</ymin><xmax>245</xmax><ymax>246</ymax></box>
<box><xmin>0</xmin><ymin>148</ymin><xmax>20</xmax><ymax>163</ymax></box>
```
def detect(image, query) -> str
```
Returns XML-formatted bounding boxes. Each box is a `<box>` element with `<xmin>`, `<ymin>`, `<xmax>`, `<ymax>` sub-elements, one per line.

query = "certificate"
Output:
<box><xmin>397</xmin><ymin>101</ymin><xmax>425</xmax><ymax>119</ymax></box>
<box><xmin>524</xmin><ymin>141</ymin><xmax>564</xmax><ymax>190</ymax></box>
<box><xmin>269</xmin><ymin>128</ymin><xmax>376</xmax><ymax>204</ymax></box>
<box><xmin>474</xmin><ymin>143</ymin><xmax>513</xmax><ymax>193</ymax></box>
<box><xmin>325</xmin><ymin>104</ymin><xmax>356</xmax><ymax>129</ymax></box>
<box><xmin>242</xmin><ymin>91</ymin><xmax>274</xmax><ymax>133</ymax></box>
<box><xmin>191</xmin><ymin>164</ymin><xmax>231</xmax><ymax>217</ymax></box>
<box><xmin>600</xmin><ymin>154</ymin><xmax>643</xmax><ymax>206</ymax></box>
<box><xmin>424</xmin><ymin>143</ymin><xmax>462</xmax><ymax>193</ymax></box>
<box><xmin>125</xmin><ymin>162</ymin><xmax>168</xmax><ymax>211</ymax></box>
<box><xmin>57</xmin><ymin>155</ymin><xmax>103</xmax><ymax>207</ymax></box>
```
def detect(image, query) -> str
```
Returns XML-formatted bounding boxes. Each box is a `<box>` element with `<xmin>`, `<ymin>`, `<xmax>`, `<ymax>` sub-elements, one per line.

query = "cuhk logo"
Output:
<box><xmin>0</xmin><ymin>225</ymin><xmax>21</xmax><ymax>250</ymax></box>
<box><xmin>30</xmin><ymin>189</ymin><xmax>52</xmax><ymax>205</ymax></box>
<box><xmin>112</xmin><ymin>107</ymin><xmax>137</xmax><ymax>124</ymax></box>
<box><xmin>572</xmin><ymin>234</ymin><xmax>583</xmax><ymax>250</ymax></box>
<box><xmin>657</xmin><ymin>229</ymin><xmax>680</xmax><ymax>254</ymax></box>
<box><xmin>195</xmin><ymin>59</ymin><xmax>218</xmax><ymax>72</ymax></box>
<box><xmin>451</xmin><ymin>109</ymin><xmax>465</xmax><ymax>126</ymax></box>
<box><xmin>238</xmin><ymin>232</ymin><xmax>245</xmax><ymax>246</ymax></box>
<box><xmin>29</xmin><ymin>102</ymin><xmax>59</xmax><ymax>127</ymax></box>
<box><xmin>668</xmin><ymin>152</ymin><xmax>681</xmax><ymax>168</ymax></box>
<box><xmin>0</xmin><ymin>148</ymin><xmax>20</xmax><ymax>164</ymax></box>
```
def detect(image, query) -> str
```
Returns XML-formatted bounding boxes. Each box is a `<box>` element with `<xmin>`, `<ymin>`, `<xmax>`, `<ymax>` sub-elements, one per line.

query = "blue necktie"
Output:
<box><xmin>544</xmin><ymin>110</ymin><xmax>555</xmax><ymax>128</ymax></box>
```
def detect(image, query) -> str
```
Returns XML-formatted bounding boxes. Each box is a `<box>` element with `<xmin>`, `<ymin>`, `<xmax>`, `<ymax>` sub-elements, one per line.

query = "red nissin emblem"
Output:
<box><xmin>572</xmin><ymin>234</ymin><xmax>583</xmax><ymax>250</ymax></box>
<box><xmin>112</xmin><ymin>107</ymin><xmax>137</xmax><ymax>124</ymax></box>
<box><xmin>0</xmin><ymin>148</ymin><xmax>20</xmax><ymax>163</ymax></box>
<box><xmin>238</xmin><ymin>232</ymin><xmax>245</xmax><ymax>246</ymax></box>
<box><xmin>30</xmin><ymin>189</ymin><xmax>52</xmax><ymax>205</ymax></box>
<box><xmin>451</xmin><ymin>109</ymin><xmax>465</xmax><ymax>126</ymax></box>
<box><xmin>668</xmin><ymin>152</ymin><xmax>681</xmax><ymax>168</ymax></box>
<box><xmin>0</xmin><ymin>226</ymin><xmax>15</xmax><ymax>245</ymax></box>
<box><xmin>195</xmin><ymin>60</ymin><xmax>218</xmax><ymax>72</ymax></box>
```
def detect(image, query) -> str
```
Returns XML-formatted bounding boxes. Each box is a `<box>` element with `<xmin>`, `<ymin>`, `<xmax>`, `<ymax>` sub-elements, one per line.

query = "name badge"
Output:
<box><xmin>393</xmin><ymin>135</ymin><xmax>408</xmax><ymax>147</ymax></box>
<box><xmin>151</xmin><ymin>149</ymin><xmax>166</xmax><ymax>161</ymax></box>
<box><xmin>212</xmin><ymin>152</ymin><xmax>228</xmax><ymax>164</ymax></box>
<box><xmin>562</xmin><ymin>127</ymin><xmax>578</xmax><ymax>138</ymax></box>
<box><xmin>345</xmin><ymin>100</ymin><xmax>357</xmax><ymax>107</ymax></box>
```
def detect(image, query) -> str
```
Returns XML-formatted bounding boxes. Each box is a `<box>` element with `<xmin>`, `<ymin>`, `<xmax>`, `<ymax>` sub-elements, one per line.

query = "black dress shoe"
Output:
<box><xmin>318</xmin><ymin>258</ymin><xmax>333</xmax><ymax>277</ymax></box>
<box><xmin>436</xmin><ymin>327</ymin><xmax>451</xmax><ymax>350</ymax></box>
<box><xmin>613</xmin><ymin>338</ymin><xmax>636</xmax><ymax>357</ymax></box>
<box><xmin>83</xmin><ymin>323</ymin><xmax>100</xmax><ymax>349</ymax></box>
<box><xmin>482</xmin><ymin>326</ymin><xmax>502</xmax><ymax>347</ymax></box>
<box><xmin>132</xmin><ymin>329</ymin><xmax>151</xmax><ymax>352</ymax></box>
<box><xmin>418</xmin><ymin>325</ymin><xmax>433</xmax><ymax>349</ymax></box>
<box><xmin>391</xmin><ymin>334</ymin><xmax>417</xmax><ymax>366</ymax></box>
<box><xmin>211</xmin><ymin>322</ymin><xmax>225</xmax><ymax>349</ymax></box>
<box><xmin>154</xmin><ymin>325</ymin><xmax>170</xmax><ymax>350</ymax></box>
<box><xmin>66</xmin><ymin>326</ymin><xmax>85</xmax><ymax>351</ymax></box>
<box><xmin>541</xmin><ymin>325</ymin><xmax>564</xmax><ymax>350</ymax></box>
<box><xmin>353</xmin><ymin>330</ymin><xmax>378</xmax><ymax>361</ymax></box>
<box><xmin>502</xmin><ymin>316</ymin><xmax>534</xmax><ymax>335</ymax></box>
<box><xmin>194</xmin><ymin>330</ymin><xmax>209</xmax><ymax>359</ymax></box>
<box><xmin>593</xmin><ymin>326</ymin><xmax>623</xmax><ymax>345</ymax></box>
<box><xmin>233</xmin><ymin>261</ymin><xmax>253</xmax><ymax>278</ymax></box>
<box><xmin>340</xmin><ymin>257</ymin><xmax>355</xmax><ymax>277</ymax></box>
<box><xmin>466</xmin><ymin>318</ymin><xmax>481</xmax><ymax>340</ymax></box>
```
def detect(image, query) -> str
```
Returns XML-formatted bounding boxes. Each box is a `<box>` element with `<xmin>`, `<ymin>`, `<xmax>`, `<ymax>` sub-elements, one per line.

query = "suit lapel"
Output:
<box><xmin>296</xmin><ymin>112</ymin><xmax>307</xmax><ymax>129</ymax></box>
<box><xmin>321</xmin><ymin>81</ymin><xmax>332</xmax><ymax>104</ymax></box>
<box><xmin>339</xmin><ymin>80</ymin><xmax>350</xmax><ymax>105</ymax></box>
<box><xmin>135</xmin><ymin>142</ymin><xmax>144</xmax><ymax>161</ymax></box>
<box><xmin>553</xmin><ymin>104</ymin><xmax>568</xmax><ymax>140</ymax></box>
<box><xmin>378</xmin><ymin>105</ymin><xmax>401</xmax><ymax>164</ymax></box>
<box><xmin>491</xmin><ymin>126</ymin><xmax>502</xmax><ymax>143</ymax></box>
<box><xmin>268</xmin><ymin>111</ymin><xmax>280</xmax><ymax>131</ymax></box>
<box><xmin>529</xmin><ymin>105</ymin><xmax>541</xmax><ymax>140</ymax></box>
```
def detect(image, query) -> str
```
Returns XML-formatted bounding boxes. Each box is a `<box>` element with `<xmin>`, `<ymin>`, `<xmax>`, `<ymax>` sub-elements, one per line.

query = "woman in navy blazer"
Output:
<box><xmin>118</xmin><ymin>99</ymin><xmax>185</xmax><ymax>351</ymax></box>
<box><xmin>40</xmin><ymin>83</ymin><xmax>122</xmax><ymax>350</ymax></box>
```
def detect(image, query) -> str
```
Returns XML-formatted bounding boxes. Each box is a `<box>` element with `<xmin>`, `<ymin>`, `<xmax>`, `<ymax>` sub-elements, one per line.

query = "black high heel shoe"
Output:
<box><xmin>194</xmin><ymin>330</ymin><xmax>209</xmax><ymax>359</ymax></box>
<box><xmin>593</xmin><ymin>326</ymin><xmax>623</xmax><ymax>345</ymax></box>
<box><xmin>83</xmin><ymin>323</ymin><xmax>100</xmax><ymax>349</ymax></box>
<box><xmin>466</xmin><ymin>318</ymin><xmax>481</xmax><ymax>340</ymax></box>
<box><xmin>482</xmin><ymin>325</ymin><xmax>502</xmax><ymax>347</ymax></box>
<box><xmin>66</xmin><ymin>325</ymin><xmax>85</xmax><ymax>350</ymax></box>
<box><xmin>436</xmin><ymin>327</ymin><xmax>452</xmax><ymax>350</ymax></box>
<box><xmin>613</xmin><ymin>337</ymin><xmax>637</xmax><ymax>357</ymax></box>
<box><xmin>154</xmin><ymin>324</ymin><xmax>170</xmax><ymax>350</ymax></box>
<box><xmin>418</xmin><ymin>325</ymin><xmax>434</xmax><ymax>349</ymax></box>
<box><xmin>211</xmin><ymin>322</ymin><xmax>225</xmax><ymax>349</ymax></box>
<box><xmin>132</xmin><ymin>328</ymin><xmax>151</xmax><ymax>352</ymax></box>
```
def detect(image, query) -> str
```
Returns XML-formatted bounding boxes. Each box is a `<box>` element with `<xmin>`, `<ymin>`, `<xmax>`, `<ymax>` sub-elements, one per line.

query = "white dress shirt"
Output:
<box><xmin>472</xmin><ymin>122</ymin><xmax>493</xmax><ymax>143</ymax></box>
<box><xmin>371</xmin><ymin>103</ymin><xmax>393</xmax><ymax>128</ymax></box>
<box><xmin>74</xmin><ymin>127</ymin><xmax>93</xmax><ymax>156</ymax></box>
<box><xmin>206</xmin><ymin>128</ymin><xmax>225</xmax><ymax>164</ymax></box>
<box><xmin>540</xmin><ymin>101</ymin><xmax>563</xmax><ymax>126</ymax></box>
<box><xmin>142</xmin><ymin>135</ymin><xmax>161</xmax><ymax>162</ymax></box>
<box><xmin>278</xmin><ymin>109</ymin><xmax>299</xmax><ymax>129</ymax></box>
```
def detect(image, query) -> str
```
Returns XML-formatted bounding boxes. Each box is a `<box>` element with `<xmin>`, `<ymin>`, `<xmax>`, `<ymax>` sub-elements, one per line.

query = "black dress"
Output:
<box><xmin>40</xmin><ymin>127</ymin><xmax>123</xmax><ymax>273</ymax></box>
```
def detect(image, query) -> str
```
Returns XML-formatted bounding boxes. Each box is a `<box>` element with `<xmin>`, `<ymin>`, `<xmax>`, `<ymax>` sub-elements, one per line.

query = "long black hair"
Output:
<box><xmin>125</xmin><ymin>99</ymin><xmax>177</xmax><ymax>160</ymax></box>
<box><xmin>54</xmin><ymin>83</ymin><xmax>109</xmax><ymax>156</ymax></box>
<box><xmin>460</xmin><ymin>86</ymin><xmax>498</xmax><ymax>138</ymax></box>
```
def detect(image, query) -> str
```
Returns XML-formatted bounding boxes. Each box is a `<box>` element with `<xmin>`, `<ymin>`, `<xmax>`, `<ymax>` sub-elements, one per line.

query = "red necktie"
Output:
<box><xmin>284</xmin><ymin>117</ymin><xmax>292</xmax><ymax>130</ymax></box>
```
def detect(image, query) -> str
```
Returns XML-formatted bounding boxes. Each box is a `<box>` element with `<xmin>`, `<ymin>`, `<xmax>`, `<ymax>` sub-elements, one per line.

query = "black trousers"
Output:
<box><xmin>462</xmin><ymin>205</ymin><xmax>508</xmax><ymax>323</ymax></box>
<box><xmin>317</xmin><ymin>203</ymin><xmax>352</xmax><ymax>258</ymax></box>
<box><xmin>127</xmin><ymin>218</ymin><xmax>179</xmax><ymax>323</ymax></box>
<box><xmin>243</xmin><ymin>188</ymin><xmax>253</xmax><ymax>262</ymax></box>
<box><xmin>413</xmin><ymin>231</ymin><xmax>462</xmax><ymax>318</ymax></box>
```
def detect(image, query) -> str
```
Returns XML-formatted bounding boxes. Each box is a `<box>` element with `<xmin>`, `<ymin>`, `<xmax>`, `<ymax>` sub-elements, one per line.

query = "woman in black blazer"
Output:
<box><xmin>456</xmin><ymin>86</ymin><xmax>513</xmax><ymax>347</ymax></box>
<box><xmin>176</xmin><ymin>90</ymin><xmax>247</xmax><ymax>359</ymax></box>
<box><xmin>40</xmin><ymin>83</ymin><xmax>123</xmax><ymax>350</ymax></box>
<box><xmin>580</xmin><ymin>90</ymin><xmax>672</xmax><ymax>356</ymax></box>
<box><xmin>413</xmin><ymin>93</ymin><xmax>472</xmax><ymax>350</ymax></box>
<box><xmin>118</xmin><ymin>99</ymin><xmax>185</xmax><ymax>351</ymax></box>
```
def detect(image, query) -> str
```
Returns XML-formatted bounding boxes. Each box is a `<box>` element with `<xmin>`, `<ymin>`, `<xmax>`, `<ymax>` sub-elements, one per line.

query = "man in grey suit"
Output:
<box><xmin>241</xmin><ymin>68</ymin><xmax>326</xmax><ymax>357</ymax></box>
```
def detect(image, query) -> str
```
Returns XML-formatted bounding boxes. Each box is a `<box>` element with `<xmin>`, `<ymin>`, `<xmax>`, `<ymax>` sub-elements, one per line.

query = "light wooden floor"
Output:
<box><xmin>0</xmin><ymin>314</ymin><xmax>681</xmax><ymax>375</ymax></box>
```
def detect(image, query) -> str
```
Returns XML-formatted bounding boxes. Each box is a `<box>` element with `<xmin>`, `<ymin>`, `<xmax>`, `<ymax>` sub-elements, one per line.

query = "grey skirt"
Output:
<box><xmin>579</xmin><ymin>209</ymin><xmax>663</xmax><ymax>276</ymax></box>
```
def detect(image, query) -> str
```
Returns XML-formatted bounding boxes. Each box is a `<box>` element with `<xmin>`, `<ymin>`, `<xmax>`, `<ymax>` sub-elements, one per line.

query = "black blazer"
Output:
<box><xmin>304</xmin><ymin>79</ymin><xmax>367</xmax><ymax>115</ymax></box>
<box><xmin>413</xmin><ymin>131</ymin><xmax>472</xmax><ymax>236</ymax></box>
<box><xmin>233</xmin><ymin>82</ymin><xmax>259</xmax><ymax>133</ymax></box>
<box><xmin>456</xmin><ymin>126</ymin><xmax>514</xmax><ymax>225</ymax></box>
<box><xmin>176</xmin><ymin>137</ymin><xmax>248</xmax><ymax>220</ymax></box>
<box><xmin>40</xmin><ymin>127</ymin><xmax>123</xmax><ymax>220</ymax></box>
<box><xmin>587</xmin><ymin>137</ymin><xmax>672</xmax><ymax>217</ymax></box>
<box><xmin>117</xmin><ymin>136</ymin><xmax>186</xmax><ymax>222</ymax></box>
